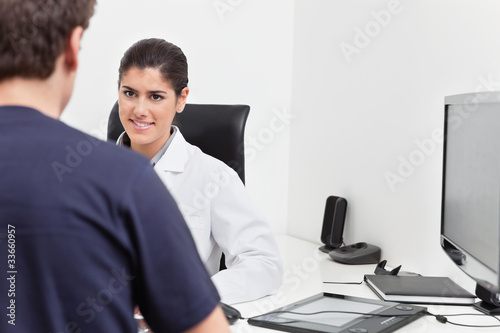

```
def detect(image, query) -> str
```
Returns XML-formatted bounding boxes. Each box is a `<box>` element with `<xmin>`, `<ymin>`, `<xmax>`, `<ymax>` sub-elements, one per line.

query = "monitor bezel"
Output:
<box><xmin>440</xmin><ymin>92</ymin><xmax>500</xmax><ymax>312</ymax></box>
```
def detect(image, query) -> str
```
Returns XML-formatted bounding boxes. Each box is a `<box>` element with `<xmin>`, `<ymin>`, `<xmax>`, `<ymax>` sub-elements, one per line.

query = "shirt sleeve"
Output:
<box><xmin>123</xmin><ymin>165</ymin><xmax>220</xmax><ymax>332</ymax></box>
<box><xmin>209</xmin><ymin>167</ymin><xmax>284</xmax><ymax>304</ymax></box>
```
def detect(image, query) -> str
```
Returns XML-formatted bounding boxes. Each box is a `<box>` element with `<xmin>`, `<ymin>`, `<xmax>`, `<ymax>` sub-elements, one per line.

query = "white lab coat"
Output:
<box><xmin>153</xmin><ymin>127</ymin><xmax>283</xmax><ymax>304</ymax></box>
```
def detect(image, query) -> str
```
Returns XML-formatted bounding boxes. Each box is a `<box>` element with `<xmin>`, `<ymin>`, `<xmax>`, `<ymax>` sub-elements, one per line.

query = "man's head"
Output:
<box><xmin>0</xmin><ymin>0</ymin><xmax>96</xmax><ymax>82</ymax></box>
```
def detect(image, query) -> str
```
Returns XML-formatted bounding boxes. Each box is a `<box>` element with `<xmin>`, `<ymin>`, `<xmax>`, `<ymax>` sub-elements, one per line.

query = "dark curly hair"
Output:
<box><xmin>0</xmin><ymin>0</ymin><xmax>97</xmax><ymax>81</ymax></box>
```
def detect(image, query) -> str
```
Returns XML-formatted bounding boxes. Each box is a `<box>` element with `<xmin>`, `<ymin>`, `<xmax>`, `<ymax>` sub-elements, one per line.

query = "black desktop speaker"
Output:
<box><xmin>319</xmin><ymin>196</ymin><xmax>347</xmax><ymax>253</ymax></box>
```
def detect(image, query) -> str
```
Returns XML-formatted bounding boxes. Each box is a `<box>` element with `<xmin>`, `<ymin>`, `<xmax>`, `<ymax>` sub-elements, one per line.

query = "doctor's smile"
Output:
<box><xmin>130</xmin><ymin>119</ymin><xmax>154</xmax><ymax>130</ymax></box>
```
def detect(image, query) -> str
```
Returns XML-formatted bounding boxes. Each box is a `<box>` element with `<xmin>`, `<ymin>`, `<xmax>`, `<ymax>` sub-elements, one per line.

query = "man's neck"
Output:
<box><xmin>0</xmin><ymin>77</ymin><xmax>65</xmax><ymax>119</ymax></box>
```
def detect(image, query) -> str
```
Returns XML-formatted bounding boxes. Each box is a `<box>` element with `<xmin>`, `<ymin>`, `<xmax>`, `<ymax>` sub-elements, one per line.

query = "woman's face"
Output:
<box><xmin>118</xmin><ymin>66</ymin><xmax>188</xmax><ymax>156</ymax></box>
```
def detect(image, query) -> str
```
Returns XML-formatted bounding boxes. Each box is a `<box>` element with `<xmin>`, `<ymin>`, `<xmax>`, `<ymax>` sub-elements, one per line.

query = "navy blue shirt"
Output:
<box><xmin>0</xmin><ymin>106</ymin><xmax>219</xmax><ymax>333</ymax></box>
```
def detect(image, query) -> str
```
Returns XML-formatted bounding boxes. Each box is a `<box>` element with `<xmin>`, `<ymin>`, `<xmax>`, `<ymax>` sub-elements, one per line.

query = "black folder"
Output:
<box><xmin>364</xmin><ymin>274</ymin><xmax>476</xmax><ymax>305</ymax></box>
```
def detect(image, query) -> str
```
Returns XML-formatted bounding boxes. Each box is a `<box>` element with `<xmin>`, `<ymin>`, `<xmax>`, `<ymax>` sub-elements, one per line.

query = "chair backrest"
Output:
<box><xmin>107</xmin><ymin>101</ymin><xmax>250</xmax><ymax>184</ymax></box>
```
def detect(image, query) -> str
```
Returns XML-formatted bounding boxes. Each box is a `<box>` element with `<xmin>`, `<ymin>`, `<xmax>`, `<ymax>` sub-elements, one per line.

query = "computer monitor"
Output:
<box><xmin>441</xmin><ymin>91</ymin><xmax>500</xmax><ymax>314</ymax></box>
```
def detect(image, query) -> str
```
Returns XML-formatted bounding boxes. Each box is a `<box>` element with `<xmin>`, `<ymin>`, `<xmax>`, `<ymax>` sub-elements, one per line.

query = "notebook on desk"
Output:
<box><xmin>364</xmin><ymin>274</ymin><xmax>476</xmax><ymax>305</ymax></box>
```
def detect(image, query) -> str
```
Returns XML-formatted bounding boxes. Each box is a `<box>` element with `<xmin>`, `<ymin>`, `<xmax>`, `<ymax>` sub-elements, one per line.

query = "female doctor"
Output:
<box><xmin>115</xmin><ymin>38</ymin><xmax>283</xmax><ymax>304</ymax></box>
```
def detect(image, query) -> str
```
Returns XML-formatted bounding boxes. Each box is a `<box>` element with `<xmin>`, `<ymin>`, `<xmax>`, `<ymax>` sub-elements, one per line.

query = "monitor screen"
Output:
<box><xmin>441</xmin><ymin>92</ymin><xmax>500</xmax><ymax>313</ymax></box>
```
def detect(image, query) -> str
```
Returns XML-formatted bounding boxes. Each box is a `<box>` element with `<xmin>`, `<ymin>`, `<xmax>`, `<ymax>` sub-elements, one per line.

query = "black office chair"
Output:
<box><xmin>107</xmin><ymin>101</ymin><xmax>250</xmax><ymax>269</ymax></box>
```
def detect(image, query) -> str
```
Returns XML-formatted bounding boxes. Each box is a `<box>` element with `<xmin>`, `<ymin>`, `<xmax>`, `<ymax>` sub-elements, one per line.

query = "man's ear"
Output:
<box><xmin>65</xmin><ymin>26</ymin><xmax>84</xmax><ymax>71</ymax></box>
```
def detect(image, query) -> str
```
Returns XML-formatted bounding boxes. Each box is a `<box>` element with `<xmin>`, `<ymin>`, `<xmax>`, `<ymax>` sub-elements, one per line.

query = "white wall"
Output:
<box><xmin>63</xmin><ymin>0</ymin><xmax>500</xmax><ymax>285</ymax></box>
<box><xmin>61</xmin><ymin>0</ymin><xmax>294</xmax><ymax>235</ymax></box>
<box><xmin>288</xmin><ymin>0</ymin><xmax>500</xmax><ymax>283</ymax></box>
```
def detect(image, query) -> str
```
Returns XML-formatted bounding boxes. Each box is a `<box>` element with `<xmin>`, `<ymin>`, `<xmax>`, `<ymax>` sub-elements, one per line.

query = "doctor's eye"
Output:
<box><xmin>123</xmin><ymin>90</ymin><xmax>136</xmax><ymax>98</ymax></box>
<box><xmin>151</xmin><ymin>94</ymin><xmax>163</xmax><ymax>101</ymax></box>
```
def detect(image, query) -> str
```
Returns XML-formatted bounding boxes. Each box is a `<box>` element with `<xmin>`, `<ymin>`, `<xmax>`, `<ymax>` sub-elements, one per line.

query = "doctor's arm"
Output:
<box><xmin>210</xmin><ymin>170</ymin><xmax>284</xmax><ymax>304</ymax></box>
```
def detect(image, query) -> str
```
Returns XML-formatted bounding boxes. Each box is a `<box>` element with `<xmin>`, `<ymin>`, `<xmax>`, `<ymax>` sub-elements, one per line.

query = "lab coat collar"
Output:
<box><xmin>154</xmin><ymin>125</ymin><xmax>190</xmax><ymax>173</ymax></box>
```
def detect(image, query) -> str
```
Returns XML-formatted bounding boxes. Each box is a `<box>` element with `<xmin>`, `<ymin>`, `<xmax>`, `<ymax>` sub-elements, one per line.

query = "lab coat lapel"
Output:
<box><xmin>153</xmin><ymin>130</ymin><xmax>190</xmax><ymax>190</ymax></box>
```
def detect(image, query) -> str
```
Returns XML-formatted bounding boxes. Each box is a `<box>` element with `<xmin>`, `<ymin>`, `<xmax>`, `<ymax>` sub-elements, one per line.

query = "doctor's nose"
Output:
<box><xmin>133</xmin><ymin>99</ymin><xmax>149</xmax><ymax>118</ymax></box>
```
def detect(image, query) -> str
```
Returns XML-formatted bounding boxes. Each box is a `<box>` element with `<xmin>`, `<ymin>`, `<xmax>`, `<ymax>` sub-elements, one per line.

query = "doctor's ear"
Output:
<box><xmin>176</xmin><ymin>87</ymin><xmax>190</xmax><ymax>113</ymax></box>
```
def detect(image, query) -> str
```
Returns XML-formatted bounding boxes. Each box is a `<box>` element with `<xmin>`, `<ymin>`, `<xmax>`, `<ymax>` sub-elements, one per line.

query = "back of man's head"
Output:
<box><xmin>0</xmin><ymin>0</ymin><xmax>96</xmax><ymax>82</ymax></box>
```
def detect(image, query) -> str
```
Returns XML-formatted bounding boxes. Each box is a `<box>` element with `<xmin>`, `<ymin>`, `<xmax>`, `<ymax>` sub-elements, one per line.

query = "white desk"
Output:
<box><xmin>230</xmin><ymin>235</ymin><xmax>500</xmax><ymax>333</ymax></box>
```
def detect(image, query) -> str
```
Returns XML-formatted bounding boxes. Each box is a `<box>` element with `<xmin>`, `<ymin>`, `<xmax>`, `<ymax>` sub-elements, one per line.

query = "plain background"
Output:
<box><xmin>63</xmin><ymin>0</ymin><xmax>500</xmax><ymax>285</ymax></box>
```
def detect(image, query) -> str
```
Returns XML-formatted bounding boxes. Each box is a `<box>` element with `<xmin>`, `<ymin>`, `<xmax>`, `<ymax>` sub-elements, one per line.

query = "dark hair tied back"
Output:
<box><xmin>118</xmin><ymin>38</ymin><xmax>188</xmax><ymax>96</ymax></box>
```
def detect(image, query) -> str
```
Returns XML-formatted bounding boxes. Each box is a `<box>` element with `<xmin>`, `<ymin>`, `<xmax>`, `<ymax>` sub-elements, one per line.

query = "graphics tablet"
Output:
<box><xmin>248</xmin><ymin>293</ymin><xmax>426</xmax><ymax>333</ymax></box>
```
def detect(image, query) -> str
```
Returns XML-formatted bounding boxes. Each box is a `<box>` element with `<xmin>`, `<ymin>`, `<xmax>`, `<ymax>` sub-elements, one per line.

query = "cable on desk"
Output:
<box><xmin>425</xmin><ymin>310</ymin><xmax>500</xmax><ymax>328</ymax></box>
<box><xmin>252</xmin><ymin>309</ymin><xmax>417</xmax><ymax>321</ymax></box>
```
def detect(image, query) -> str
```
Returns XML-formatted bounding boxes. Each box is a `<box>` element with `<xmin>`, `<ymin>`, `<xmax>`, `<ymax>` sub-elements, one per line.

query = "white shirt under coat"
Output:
<box><xmin>117</xmin><ymin>126</ymin><xmax>283</xmax><ymax>304</ymax></box>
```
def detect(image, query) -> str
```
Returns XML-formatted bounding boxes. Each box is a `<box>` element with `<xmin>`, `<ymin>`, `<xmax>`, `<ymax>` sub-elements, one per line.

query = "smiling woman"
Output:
<box><xmin>117</xmin><ymin>39</ymin><xmax>189</xmax><ymax>160</ymax></box>
<box><xmin>114</xmin><ymin>38</ymin><xmax>283</xmax><ymax>305</ymax></box>
<box><xmin>118</xmin><ymin>66</ymin><xmax>188</xmax><ymax>159</ymax></box>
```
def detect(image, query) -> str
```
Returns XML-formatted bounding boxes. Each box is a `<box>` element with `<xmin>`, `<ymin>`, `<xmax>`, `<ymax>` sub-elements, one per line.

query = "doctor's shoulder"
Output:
<box><xmin>186</xmin><ymin>144</ymin><xmax>241</xmax><ymax>185</ymax></box>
